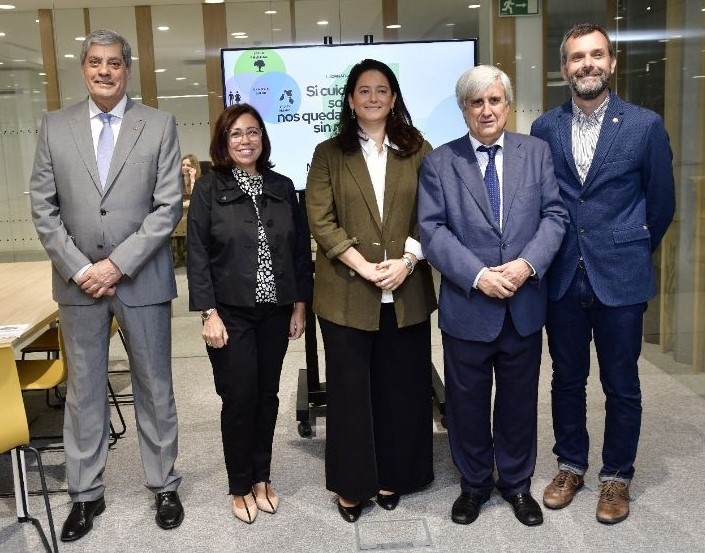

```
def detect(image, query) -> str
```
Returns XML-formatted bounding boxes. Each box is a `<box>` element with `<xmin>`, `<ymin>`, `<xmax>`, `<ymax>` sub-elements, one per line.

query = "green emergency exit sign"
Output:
<box><xmin>499</xmin><ymin>0</ymin><xmax>539</xmax><ymax>17</ymax></box>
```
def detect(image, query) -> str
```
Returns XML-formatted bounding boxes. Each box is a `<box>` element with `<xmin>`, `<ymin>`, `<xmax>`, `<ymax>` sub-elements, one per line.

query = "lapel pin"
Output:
<box><xmin>612</xmin><ymin>117</ymin><xmax>619</xmax><ymax>123</ymax></box>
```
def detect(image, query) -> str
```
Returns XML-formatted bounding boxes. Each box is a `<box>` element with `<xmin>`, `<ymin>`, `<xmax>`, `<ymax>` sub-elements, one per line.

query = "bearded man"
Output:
<box><xmin>530</xmin><ymin>23</ymin><xmax>675</xmax><ymax>524</ymax></box>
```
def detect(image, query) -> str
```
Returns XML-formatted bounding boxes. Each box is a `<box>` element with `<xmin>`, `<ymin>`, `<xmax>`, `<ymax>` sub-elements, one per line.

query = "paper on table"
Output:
<box><xmin>0</xmin><ymin>324</ymin><xmax>30</xmax><ymax>341</ymax></box>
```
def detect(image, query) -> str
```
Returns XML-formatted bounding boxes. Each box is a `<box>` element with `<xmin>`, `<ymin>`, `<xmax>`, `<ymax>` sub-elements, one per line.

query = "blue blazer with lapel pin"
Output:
<box><xmin>530</xmin><ymin>91</ymin><xmax>676</xmax><ymax>306</ymax></box>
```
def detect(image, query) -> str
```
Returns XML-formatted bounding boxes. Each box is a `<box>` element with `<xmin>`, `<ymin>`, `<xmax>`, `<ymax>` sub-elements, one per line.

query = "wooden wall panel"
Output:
<box><xmin>202</xmin><ymin>3</ymin><xmax>228</xmax><ymax>135</ymax></box>
<box><xmin>135</xmin><ymin>6</ymin><xmax>158</xmax><ymax>108</ymax></box>
<box><xmin>492</xmin><ymin>1</ymin><xmax>516</xmax><ymax>131</ymax></box>
<box><xmin>382</xmin><ymin>0</ymin><xmax>399</xmax><ymax>42</ymax></box>
<box><xmin>38</xmin><ymin>10</ymin><xmax>60</xmax><ymax>112</ymax></box>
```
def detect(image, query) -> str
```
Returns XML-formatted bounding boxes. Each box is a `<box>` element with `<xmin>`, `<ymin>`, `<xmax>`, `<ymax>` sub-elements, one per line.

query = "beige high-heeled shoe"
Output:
<box><xmin>252</xmin><ymin>482</ymin><xmax>279</xmax><ymax>514</ymax></box>
<box><xmin>232</xmin><ymin>492</ymin><xmax>257</xmax><ymax>524</ymax></box>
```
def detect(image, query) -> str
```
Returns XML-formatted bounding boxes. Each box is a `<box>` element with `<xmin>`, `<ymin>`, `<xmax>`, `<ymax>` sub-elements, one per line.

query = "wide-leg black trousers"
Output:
<box><xmin>320</xmin><ymin>304</ymin><xmax>434</xmax><ymax>502</ymax></box>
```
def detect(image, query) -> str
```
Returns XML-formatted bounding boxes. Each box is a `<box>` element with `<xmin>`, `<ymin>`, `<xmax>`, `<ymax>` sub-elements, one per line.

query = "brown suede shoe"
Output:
<box><xmin>596</xmin><ymin>481</ymin><xmax>630</xmax><ymax>524</ymax></box>
<box><xmin>543</xmin><ymin>470</ymin><xmax>584</xmax><ymax>509</ymax></box>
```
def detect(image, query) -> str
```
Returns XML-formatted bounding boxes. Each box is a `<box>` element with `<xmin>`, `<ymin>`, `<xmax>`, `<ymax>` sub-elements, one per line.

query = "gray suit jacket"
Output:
<box><xmin>30</xmin><ymin>98</ymin><xmax>182</xmax><ymax>306</ymax></box>
<box><xmin>418</xmin><ymin>132</ymin><xmax>568</xmax><ymax>342</ymax></box>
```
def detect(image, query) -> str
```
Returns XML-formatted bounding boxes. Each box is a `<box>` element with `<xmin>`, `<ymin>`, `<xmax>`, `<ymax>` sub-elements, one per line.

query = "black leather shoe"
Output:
<box><xmin>451</xmin><ymin>492</ymin><xmax>489</xmax><ymax>524</ymax></box>
<box><xmin>375</xmin><ymin>492</ymin><xmax>400</xmax><ymax>511</ymax></box>
<box><xmin>155</xmin><ymin>491</ymin><xmax>184</xmax><ymax>530</ymax></box>
<box><xmin>337</xmin><ymin>500</ymin><xmax>362</xmax><ymax>523</ymax></box>
<box><xmin>506</xmin><ymin>492</ymin><xmax>543</xmax><ymax>526</ymax></box>
<box><xmin>60</xmin><ymin>497</ymin><xmax>106</xmax><ymax>542</ymax></box>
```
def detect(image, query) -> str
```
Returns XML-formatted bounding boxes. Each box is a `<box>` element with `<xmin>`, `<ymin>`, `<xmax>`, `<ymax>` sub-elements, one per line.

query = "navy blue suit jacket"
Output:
<box><xmin>530</xmin><ymin>92</ymin><xmax>676</xmax><ymax>306</ymax></box>
<box><xmin>418</xmin><ymin>132</ymin><xmax>568</xmax><ymax>342</ymax></box>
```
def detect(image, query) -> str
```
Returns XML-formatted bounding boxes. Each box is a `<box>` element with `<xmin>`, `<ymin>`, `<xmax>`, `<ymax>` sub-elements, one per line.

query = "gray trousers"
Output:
<box><xmin>59</xmin><ymin>297</ymin><xmax>180</xmax><ymax>502</ymax></box>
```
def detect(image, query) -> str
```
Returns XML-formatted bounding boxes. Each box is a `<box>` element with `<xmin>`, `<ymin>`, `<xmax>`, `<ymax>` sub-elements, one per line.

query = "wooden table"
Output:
<box><xmin>0</xmin><ymin>260</ymin><xmax>56</xmax><ymax>519</ymax></box>
<box><xmin>0</xmin><ymin>260</ymin><xmax>57</xmax><ymax>349</ymax></box>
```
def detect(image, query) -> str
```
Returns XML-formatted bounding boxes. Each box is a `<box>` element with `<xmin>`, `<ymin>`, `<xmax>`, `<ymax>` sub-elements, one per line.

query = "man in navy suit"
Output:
<box><xmin>419</xmin><ymin>65</ymin><xmax>568</xmax><ymax>526</ymax></box>
<box><xmin>531</xmin><ymin>23</ymin><xmax>675</xmax><ymax>524</ymax></box>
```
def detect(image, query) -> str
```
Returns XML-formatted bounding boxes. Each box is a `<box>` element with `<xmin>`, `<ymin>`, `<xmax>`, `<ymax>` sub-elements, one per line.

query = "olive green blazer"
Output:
<box><xmin>305</xmin><ymin>137</ymin><xmax>437</xmax><ymax>331</ymax></box>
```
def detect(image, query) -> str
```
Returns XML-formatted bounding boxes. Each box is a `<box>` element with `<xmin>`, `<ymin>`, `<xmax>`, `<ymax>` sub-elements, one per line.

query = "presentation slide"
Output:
<box><xmin>221</xmin><ymin>40</ymin><xmax>477</xmax><ymax>189</ymax></box>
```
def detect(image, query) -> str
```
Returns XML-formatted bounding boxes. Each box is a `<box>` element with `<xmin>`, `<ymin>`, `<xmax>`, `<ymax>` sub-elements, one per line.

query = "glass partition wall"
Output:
<box><xmin>0</xmin><ymin>1</ymin><xmax>702</xmax><ymax>378</ymax></box>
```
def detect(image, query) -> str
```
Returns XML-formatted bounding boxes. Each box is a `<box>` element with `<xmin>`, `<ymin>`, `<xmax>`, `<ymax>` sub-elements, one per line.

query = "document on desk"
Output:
<box><xmin>0</xmin><ymin>324</ymin><xmax>29</xmax><ymax>341</ymax></box>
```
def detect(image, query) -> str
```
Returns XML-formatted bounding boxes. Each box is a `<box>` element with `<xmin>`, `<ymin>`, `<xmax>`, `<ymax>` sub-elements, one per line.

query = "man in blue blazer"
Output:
<box><xmin>419</xmin><ymin>65</ymin><xmax>568</xmax><ymax>526</ymax></box>
<box><xmin>530</xmin><ymin>23</ymin><xmax>675</xmax><ymax>524</ymax></box>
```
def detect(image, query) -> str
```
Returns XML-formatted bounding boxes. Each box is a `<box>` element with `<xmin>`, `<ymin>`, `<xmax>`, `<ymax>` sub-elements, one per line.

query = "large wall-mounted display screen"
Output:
<box><xmin>221</xmin><ymin>40</ymin><xmax>477</xmax><ymax>189</ymax></box>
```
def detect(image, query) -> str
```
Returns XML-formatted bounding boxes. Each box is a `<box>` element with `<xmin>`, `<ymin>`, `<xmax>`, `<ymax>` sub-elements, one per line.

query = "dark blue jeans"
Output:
<box><xmin>546</xmin><ymin>265</ymin><xmax>645</xmax><ymax>481</ymax></box>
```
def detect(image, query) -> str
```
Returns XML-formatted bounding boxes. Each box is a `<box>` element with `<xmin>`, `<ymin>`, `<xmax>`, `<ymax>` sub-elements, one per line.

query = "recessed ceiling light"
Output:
<box><xmin>317</xmin><ymin>21</ymin><xmax>328</xmax><ymax>26</ymax></box>
<box><xmin>272</xmin><ymin>28</ymin><xmax>282</xmax><ymax>32</ymax></box>
<box><xmin>204</xmin><ymin>0</ymin><xmax>224</xmax><ymax>3</ymax></box>
<box><xmin>12</xmin><ymin>59</ymin><xmax>25</xmax><ymax>62</ymax></box>
<box><xmin>235</xmin><ymin>35</ymin><xmax>249</xmax><ymax>39</ymax></box>
<box><xmin>386</xmin><ymin>24</ymin><xmax>401</xmax><ymax>29</ymax></box>
<box><xmin>614</xmin><ymin>16</ymin><xmax>624</xmax><ymax>20</ymax></box>
<box><xmin>193</xmin><ymin>82</ymin><xmax>199</xmax><ymax>86</ymax></box>
<box><xmin>175</xmin><ymin>77</ymin><xmax>186</xmax><ymax>80</ymax></box>
<box><xmin>74</xmin><ymin>36</ymin><xmax>85</xmax><ymax>41</ymax></box>
<box><xmin>157</xmin><ymin>26</ymin><xmax>169</xmax><ymax>31</ymax></box>
<box><xmin>265</xmin><ymin>9</ymin><xmax>277</xmax><ymax>15</ymax></box>
<box><xmin>445</xmin><ymin>23</ymin><xmax>456</xmax><ymax>27</ymax></box>
<box><xmin>468</xmin><ymin>4</ymin><xmax>481</xmax><ymax>8</ymax></box>
<box><xmin>0</xmin><ymin>32</ymin><xmax>6</xmax><ymax>37</ymax></box>
<box><xmin>64</xmin><ymin>54</ymin><xmax>75</xmax><ymax>59</ymax></box>
<box><xmin>38</xmin><ymin>72</ymin><xmax>46</xmax><ymax>76</ymax></box>
<box><xmin>132</xmin><ymin>56</ymin><xmax>139</xmax><ymax>60</ymax></box>
<box><xmin>154</xmin><ymin>68</ymin><xmax>166</xmax><ymax>73</ymax></box>
<box><xmin>0</xmin><ymin>5</ymin><xmax>16</xmax><ymax>10</ymax></box>
<box><xmin>231</xmin><ymin>32</ymin><xmax>246</xmax><ymax>36</ymax></box>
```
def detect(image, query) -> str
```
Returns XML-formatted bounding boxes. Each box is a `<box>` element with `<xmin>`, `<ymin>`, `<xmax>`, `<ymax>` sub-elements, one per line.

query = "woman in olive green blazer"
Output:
<box><xmin>306</xmin><ymin>59</ymin><xmax>437</xmax><ymax>523</ymax></box>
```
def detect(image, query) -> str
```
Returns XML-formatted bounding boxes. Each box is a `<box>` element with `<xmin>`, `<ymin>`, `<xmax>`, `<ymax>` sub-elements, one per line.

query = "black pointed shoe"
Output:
<box><xmin>60</xmin><ymin>497</ymin><xmax>106</xmax><ymax>542</ymax></box>
<box><xmin>155</xmin><ymin>491</ymin><xmax>184</xmax><ymax>530</ymax></box>
<box><xmin>506</xmin><ymin>492</ymin><xmax>543</xmax><ymax>526</ymax></box>
<box><xmin>337</xmin><ymin>500</ymin><xmax>362</xmax><ymax>523</ymax></box>
<box><xmin>375</xmin><ymin>492</ymin><xmax>400</xmax><ymax>511</ymax></box>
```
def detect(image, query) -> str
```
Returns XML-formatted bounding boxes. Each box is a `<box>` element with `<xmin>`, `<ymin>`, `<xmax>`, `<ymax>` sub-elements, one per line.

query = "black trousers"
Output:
<box><xmin>319</xmin><ymin>304</ymin><xmax>434</xmax><ymax>502</ymax></box>
<box><xmin>207</xmin><ymin>303</ymin><xmax>291</xmax><ymax>496</ymax></box>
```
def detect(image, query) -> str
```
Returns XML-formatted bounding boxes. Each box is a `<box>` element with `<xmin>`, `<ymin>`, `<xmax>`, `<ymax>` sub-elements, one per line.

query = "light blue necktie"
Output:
<box><xmin>477</xmin><ymin>144</ymin><xmax>501</xmax><ymax>225</ymax></box>
<box><xmin>97</xmin><ymin>112</ymin><xmax>114</xmax><ymax>188</ymax></box>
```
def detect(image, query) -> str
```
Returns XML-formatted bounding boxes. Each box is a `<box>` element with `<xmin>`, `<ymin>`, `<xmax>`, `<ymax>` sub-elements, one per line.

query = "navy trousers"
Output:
<box><xmin>546</xmin><ymin>264</ymin><xmax>645</xmax><ymax>480</ymax></box>
<box><xmin>443</xmin><ymin>311</ymin><xmax>541</xmax><ymax>498</ymax></box>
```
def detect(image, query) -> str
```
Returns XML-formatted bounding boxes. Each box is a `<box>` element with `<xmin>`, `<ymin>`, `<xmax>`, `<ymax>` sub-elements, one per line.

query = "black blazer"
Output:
<box><xmin>187</xmin><ymin>167</ymin><xmax>312</xmax><ymax>311</ymax></box>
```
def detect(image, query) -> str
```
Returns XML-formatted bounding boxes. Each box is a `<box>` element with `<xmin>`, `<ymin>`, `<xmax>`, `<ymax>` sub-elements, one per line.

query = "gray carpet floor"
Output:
<box><xmin>2</xmin><ymin>268</ymin><xmax>705</xmax><ymax>552</ymax></box>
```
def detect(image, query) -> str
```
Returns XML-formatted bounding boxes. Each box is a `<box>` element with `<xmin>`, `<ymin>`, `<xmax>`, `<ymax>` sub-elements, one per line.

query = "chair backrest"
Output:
<box><xmin>15</xmin><ymin>325</ymin><xmax>68</xmax><ymax>391</ymax></box>
<box><xmin>0</xmin><ymin>347</ymin><xmax>31</xmax><ymax>453</ymax></box>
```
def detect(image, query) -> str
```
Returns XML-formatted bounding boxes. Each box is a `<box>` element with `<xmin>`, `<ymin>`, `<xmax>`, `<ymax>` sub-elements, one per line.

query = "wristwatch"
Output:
<box><xmin>201</xmin><ymin>308</ymin><xmax>216</xmax><ymax>322</ymax></box>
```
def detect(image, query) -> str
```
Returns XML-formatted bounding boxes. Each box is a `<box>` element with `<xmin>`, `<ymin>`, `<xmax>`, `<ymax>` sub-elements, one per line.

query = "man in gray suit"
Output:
<box><xmin>418</xmin><ymin>65</ymin><xmax>568</xmax><ymax>527</ymax></box>
<box><xmin>30</xmin><ymin>29</ymin><xmax>184</xmax><ymax>542</ymax></box>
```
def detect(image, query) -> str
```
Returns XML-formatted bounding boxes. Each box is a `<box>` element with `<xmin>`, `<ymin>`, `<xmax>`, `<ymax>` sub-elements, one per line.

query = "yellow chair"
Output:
<box><xmin>17</xmin><ymin>321</ymin><xmax>129</xmax><ymax>446</ymax></box>
<box><xmin>15</xmin><ymin>327</ymin><xmax>69</xmax><ymax>451</ymax></box>
<box><xmin>0</xmin><ymin>347</ymin><xmax>59</xmax><ymax>552</ymax></box>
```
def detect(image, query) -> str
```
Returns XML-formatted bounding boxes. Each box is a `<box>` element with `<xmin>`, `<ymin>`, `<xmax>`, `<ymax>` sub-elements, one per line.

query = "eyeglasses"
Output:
<box><xmin>228</xmin><ymin>127</ymin><xmax>263</xmax><ymax>142</ymax></box>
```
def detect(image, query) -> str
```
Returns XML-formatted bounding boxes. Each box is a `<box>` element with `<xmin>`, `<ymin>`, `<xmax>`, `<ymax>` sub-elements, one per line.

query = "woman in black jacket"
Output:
<box><xmin>187</xmin><ymin>103</ymin><xmax>312</xmax><ymax>524</ymax></box>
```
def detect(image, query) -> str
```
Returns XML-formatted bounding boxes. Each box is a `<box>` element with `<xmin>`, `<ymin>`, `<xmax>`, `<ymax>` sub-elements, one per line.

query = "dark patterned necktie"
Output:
<box><xmin>477</xmin><ymin>144</ymin><xmax>501</xmax><ymax>225</ymax></box>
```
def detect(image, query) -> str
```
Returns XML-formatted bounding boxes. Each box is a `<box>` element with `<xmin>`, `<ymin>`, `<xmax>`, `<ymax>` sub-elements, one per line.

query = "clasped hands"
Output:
<box><xmin>477</xmin><ymin>259</ymin><xmax>532</xmax><ymax>299</ymax></box>
<box><xmin>76</xmin><ymin>259</ymin><xmax>123</xmax><ymax>298</ymax></box>
<box><xmin>360</xmin><ymin>257</ymin><xmax>411</xmax><ymax>292</ymax></box>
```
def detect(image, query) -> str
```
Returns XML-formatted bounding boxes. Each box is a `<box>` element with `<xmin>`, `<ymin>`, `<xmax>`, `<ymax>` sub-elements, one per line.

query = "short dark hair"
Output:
<box><xmin>336</xmin><ymin>58</ymin><xmax>424</xmax><ymax>158</ymax></box>
<box><xmin>560</xmin><ymin>23</ymin><xmax>615</xmax><ymax>66</ymax></box>
<box><xmin>80</xmin><ymin>29</ymin><xmax>132</xmax><ymax>71</ymax></box>
<box><xmin>209</xmin><ymin>103</ymin><xmax>273</xmax><ymax>173</ymax></box>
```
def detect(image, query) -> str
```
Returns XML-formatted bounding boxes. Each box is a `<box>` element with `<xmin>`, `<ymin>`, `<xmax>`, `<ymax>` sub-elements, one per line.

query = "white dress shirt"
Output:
<box><xmin>359</xmin><ymin>134</ymin><xmax>424</xmax><ymax>303</ymax></box>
